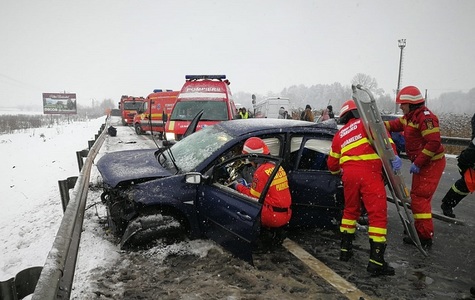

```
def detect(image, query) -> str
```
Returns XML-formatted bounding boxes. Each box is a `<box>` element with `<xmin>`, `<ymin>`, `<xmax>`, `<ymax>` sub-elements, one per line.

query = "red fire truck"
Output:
<box><xmin>164</xmin><ymin>75</ymin><xmax>237</xmax><ymax>141</ymax></box>
<box><xmin>118</xmin><ymin>95</ymin><xmax>145</xmax><ymax>126</ymax></box>
<box><xmin>133</xmin><ymin>90</ymin><xmax>179</xmax><ymax>138</ymax></box>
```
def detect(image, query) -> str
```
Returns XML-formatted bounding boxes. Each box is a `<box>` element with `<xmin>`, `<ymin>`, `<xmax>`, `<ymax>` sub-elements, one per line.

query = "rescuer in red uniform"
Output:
<box><xmin>233</xmin><ymin>137</ymin><xmax>292</xmax><ymax>228</ymax></box>
<box><xmin>440</xmin><ymin>113</ymin><xmax>475</xmax><ymax>217</ymax></box>
<box><xmin>384</xmin><ymin>86</ymin><xmax>446</xmax><ymax>248</ymax></box>
<box><xmin>327</xmin><ymin>99</ymin><xmax>401</xmax><ymax>276</ymax></box>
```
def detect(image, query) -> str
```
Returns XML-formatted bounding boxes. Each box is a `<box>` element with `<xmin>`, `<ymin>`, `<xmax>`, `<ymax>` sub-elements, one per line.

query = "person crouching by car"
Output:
<box><xmin>232</xmin><ymin>137</ymin><xmax>292</xmax><ymax>249</ymax></box>
<box><xmin>440</xmin><ymin>112</ymin><xmax>475</xmax><ymax>218</ymax></box>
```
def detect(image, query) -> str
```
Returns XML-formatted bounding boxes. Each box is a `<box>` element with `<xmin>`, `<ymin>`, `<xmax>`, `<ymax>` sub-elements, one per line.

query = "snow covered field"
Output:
<box><xmin>0</xmin><ymin>117</ymin><xmax>106</xmax><ymax>281</ymax></box>
<box><xmin>0</xmin><ymin>116</ymin><xmax>221</xmax><ymax>299</ymax></box>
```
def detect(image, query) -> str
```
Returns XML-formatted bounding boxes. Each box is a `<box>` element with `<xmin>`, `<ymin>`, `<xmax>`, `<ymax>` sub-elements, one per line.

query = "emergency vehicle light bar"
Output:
<box><xmin>185</xmin><ymin>75</ymin><xmax>226</xmax><ymax>81</ymax></box>
<box><xmin>153</xmin><ymin>89</ymin><xmax>173</xmax><ymax>93</ymax></box>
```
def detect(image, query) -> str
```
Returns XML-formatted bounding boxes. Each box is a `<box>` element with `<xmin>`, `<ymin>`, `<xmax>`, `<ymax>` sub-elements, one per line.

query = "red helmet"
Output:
<box><xmin>396</xmin><ymin>86</ymin><xmax>425</xmax><ymax>104</ymax></box>
<box><xmin>242</xmin><ymin>137</ymin><xmax>270</xmax><ymax>155</ymax></box>
<box><xmin>339</xmin><ymin>99</ymin><xmax>357</xmax><ymax>119</ymax></box>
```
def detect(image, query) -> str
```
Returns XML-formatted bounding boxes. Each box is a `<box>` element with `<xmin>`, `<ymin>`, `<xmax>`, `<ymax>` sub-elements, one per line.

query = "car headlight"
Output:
<box><xmin>165</xmin><ymin>132</ymin><xmax>176</xmax><ymax>141</ymax></box>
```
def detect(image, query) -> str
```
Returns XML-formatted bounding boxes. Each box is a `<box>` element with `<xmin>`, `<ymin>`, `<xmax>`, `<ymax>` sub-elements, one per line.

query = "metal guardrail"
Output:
<box><xmin>440</xmin><ymin>136</ymin><xmax>471</xmax><ymax>147</ymax></box>
<box><xmin>30</xmin><ymin>123</ymin><xmax>107</xmax><ymax>300</ymax></box>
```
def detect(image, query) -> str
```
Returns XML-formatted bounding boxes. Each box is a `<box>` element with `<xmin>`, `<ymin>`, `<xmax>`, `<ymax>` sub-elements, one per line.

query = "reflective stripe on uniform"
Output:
<box><xmin>340</xmin><ymin>218</ymin><xmax>357</xmax><ymax>234</ymax></box>
<box><xmin>413</xmin><ymin>212</ymin><xmax>432</xmax><ymax>220</ymax></box>
<box><xmin>339</xmin><ymin>153</ymin><xmax>380</xmax><ymax>164</ymax></box>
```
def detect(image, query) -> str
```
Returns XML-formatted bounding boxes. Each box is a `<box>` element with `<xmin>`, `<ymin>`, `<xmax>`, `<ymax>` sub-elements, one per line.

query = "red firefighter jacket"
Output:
<box><xmin>327</xmin><ymin>118</ymin><xmax>397</xmax><ymax>174</ymax></box>
<box><xmin>236</xmin><ymin>162</ymin><xmax>291</xmax><ymax>210</ymax></box>
<box><xmin>384</xmin><ymin>106</ymin><xmax>444</xmax><ymax>168</ymax></box>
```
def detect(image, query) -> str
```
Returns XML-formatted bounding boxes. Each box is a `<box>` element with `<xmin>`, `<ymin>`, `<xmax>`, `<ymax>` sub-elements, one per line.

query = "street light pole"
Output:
<box><xmin>395</xmin><ymin>39</ymin><xmax>406</xmax><ymax>113</ymax></box>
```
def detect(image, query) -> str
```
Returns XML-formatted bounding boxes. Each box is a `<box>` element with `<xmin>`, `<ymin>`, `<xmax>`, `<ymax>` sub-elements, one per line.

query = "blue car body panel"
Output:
<box><xmin>97</xmin><ymin>149</ymin><xmax>171</xmax><ymax>187</ymax></box>
<box><xmin>287</xmin><ymin>170</ymin><xmax>343</xmax><ymax>228</ymax></box>
<box><xmin>196</xmin><ymin>184</ymin><xmax>261</xmax><ymax>262</ymax></box>
<box><xmin>132</xmin><ymin>176</ymin><xmax>203</xmax><ymax>238</ymax></box>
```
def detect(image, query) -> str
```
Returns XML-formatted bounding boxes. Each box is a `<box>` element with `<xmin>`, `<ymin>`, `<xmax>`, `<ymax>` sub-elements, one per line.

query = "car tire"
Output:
<box><xmin>135</xmin><ymin>124</ymin><xmax>144</xmax><ymax>135</ymax></box>
<box><xmin>120</xmin><ymin>213</ymin><xmax>187</xmax><ymax>250</ymax></box>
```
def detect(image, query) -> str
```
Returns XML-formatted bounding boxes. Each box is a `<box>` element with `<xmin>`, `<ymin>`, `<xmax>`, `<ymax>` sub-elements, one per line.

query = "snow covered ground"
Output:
<box><xmin>0</xmin><ymin>115</ymin><xmax>220</xmax><ymax>298</ymax></box>
<box><xmin>0</xmin><ymin>117</ymin><xmax>107</xmax><ymax>281</ymax></box>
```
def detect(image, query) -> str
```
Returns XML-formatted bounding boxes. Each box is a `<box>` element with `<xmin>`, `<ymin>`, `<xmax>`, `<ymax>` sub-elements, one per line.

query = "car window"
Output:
<box><xmin>171</xmin><ymin>101</ymin><xmax>228</xmax><ymax>121</ymax></box>
<box><xmin>209</xmin><ymin>136</ymin><xmax>282</xmax><ymax>187</ymax></box>
<box><xmin>111</xmin><ymin>109</ymin><xmax>121</xmax><ymax>116</ymax></box>
<box><xmin>201</xmin><ymin>101</ymin><xmax>228</xmax><ymax>121</ymax></box>
<box><xmin>290</xmin><ymin>136</ymin><xmax>332</xmax><ymax>171</ymax></box>
<box><xmin>161</xmin><ymin>126</ymin><xmax>234</xmax><ymax>173</ymax></box>
<box><xmin>262</xmin><ymin>137</ymin><xmax>281</xmax><ymax>156</ymax></box>
<box><xmin>123</xmin><ymin>101</ymin><xmax>143</xmax><ymax>110</ymax></box>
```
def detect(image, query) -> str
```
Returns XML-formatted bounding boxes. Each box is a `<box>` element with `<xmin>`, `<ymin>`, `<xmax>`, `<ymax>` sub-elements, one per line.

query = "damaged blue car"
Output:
<box><xmin>97</xmin><ymin>118</ymin><xmax>343</xmax><ymax>263</ymax></box>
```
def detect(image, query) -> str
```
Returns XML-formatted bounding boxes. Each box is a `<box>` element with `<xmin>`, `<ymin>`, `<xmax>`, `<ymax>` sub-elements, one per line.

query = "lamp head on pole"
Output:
<box><xmin>398</xmin><ymin>39</ymin><xmax>406</xmax><ymax>49</ymax></box>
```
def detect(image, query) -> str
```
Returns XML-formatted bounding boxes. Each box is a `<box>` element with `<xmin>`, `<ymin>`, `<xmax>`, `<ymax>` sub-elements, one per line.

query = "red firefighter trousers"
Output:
<box><xmin>340</xmin><ymin>166</ymin><xmax>388</xmax><ymax>243</ymax></box>
<box><xmin>410</xmin><ymin>156</ymin><xmax>446</xmax><ymax>240</ymax></box>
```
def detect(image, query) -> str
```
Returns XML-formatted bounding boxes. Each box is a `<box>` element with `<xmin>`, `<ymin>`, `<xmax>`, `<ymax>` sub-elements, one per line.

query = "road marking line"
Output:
<box><xmin>283</xmin><ymin>238</ymin><xmax>373</xmax><ymax>300</ymax></box>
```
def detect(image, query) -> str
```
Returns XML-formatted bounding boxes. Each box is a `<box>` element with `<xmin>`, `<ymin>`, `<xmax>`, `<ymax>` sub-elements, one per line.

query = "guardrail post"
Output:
<box><xmin>76</xmin><ymin>149</ymin><xmax>89</xmax><ymax>172</ymax></box>
<box><xmin>58</xmin><ymin>177</ymin><xmax>78</xmax><ymax>212</ymax></box>
<box><xmin>0</xmin><ymin>266</ymin><xmax>43</xmax><ymax>300</ymax></box>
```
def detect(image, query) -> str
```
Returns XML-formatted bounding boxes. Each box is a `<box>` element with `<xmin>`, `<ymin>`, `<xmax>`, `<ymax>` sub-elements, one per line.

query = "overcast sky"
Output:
<box><xmin>1</xmin><ymin>0</ymin><xmax>474</xmax><ymax>108</ymax></box>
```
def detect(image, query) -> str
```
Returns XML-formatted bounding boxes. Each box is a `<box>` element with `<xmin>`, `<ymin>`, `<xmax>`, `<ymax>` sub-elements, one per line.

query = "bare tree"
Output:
<box><xmin>351</xmin><ymin>73</ymin><xmax>385</xmax><ymax>96</ymax></box>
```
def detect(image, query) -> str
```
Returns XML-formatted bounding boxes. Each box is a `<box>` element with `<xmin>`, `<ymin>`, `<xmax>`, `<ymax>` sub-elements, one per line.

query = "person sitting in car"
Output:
<box><xmin>232</xmin><ymin>137</ymin><xmax>292</xmax><ymax>228</ymax></box>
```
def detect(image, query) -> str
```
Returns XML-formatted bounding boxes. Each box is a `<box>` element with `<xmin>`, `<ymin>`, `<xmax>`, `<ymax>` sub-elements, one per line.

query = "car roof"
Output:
<box><xmin>381</xmin><ymin>114</ymin><xmax>403</xmax><ymax>120</ymax></box>
<box><xmin>214</xmin><ymin>118</ymin><xmax>338</xmax><ymax>137</ymax></box>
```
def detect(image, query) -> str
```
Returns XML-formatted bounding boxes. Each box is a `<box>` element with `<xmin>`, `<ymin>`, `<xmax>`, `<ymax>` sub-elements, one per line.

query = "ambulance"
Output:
<box><xmin>164</xmin><ymin>75</ymin><xmax>237</xmax><ymax>141</ymax></box>
<box><xmin>118</xmin><ymin>95</ymin><xmax>145</xmax><ymax>126</ymax></box>
<box><xmin>133</xmin><ymin>90</ymin><xmax>179</xmax><ymax>138</ymax></box>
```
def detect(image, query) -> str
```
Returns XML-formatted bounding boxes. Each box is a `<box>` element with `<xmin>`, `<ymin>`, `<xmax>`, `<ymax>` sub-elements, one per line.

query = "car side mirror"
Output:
<box><xmin>185</xmin><ymin>172</ymin><xmax>202</xmax><ymax>184</ymax></box>
<box><xmin>163</xmin><ymin>113</ymin><xmax>168</xmax><ymax>123</ymax></box>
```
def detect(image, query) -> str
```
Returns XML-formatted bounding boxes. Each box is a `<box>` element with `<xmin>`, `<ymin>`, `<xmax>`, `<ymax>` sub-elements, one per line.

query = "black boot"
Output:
<box><xmin>440</xmin><ymin>202</ymin><xmax>455</xmax><ymax>218</ymax></box>
<box><xmin>339</xmin><ymin>232</ymin><xmax>354</xmax><ymax>262</ymax></box>
<box><xmin>440</xmin><ymin>186</ymin><xmax>464</xmax><ymax>218</ymax></box>
<box><xmin>367</xmin><ymin>240</ymin><xmax>395</xmax><ymax>276</ymax></box>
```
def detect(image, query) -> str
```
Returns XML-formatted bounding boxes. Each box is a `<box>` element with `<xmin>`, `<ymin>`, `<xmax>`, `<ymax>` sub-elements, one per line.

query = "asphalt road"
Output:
<box><xmin>289</xmin><ymin>155</ymin><xmax>475</xmax><ymax>299</ymax></box>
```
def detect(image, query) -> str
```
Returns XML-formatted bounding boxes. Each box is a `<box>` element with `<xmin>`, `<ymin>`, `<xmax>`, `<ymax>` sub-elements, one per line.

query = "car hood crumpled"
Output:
<box><xmin>97</xmin><ymin>148</ymin><xmax>172</xmax><ymax>188</ymax></box>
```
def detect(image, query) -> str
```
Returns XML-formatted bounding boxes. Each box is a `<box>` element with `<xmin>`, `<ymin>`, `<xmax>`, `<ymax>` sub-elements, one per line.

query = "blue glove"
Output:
<box><xmin>231</xmin><ymin>178</ymin><xmax>248</xmax><ymax>189</ymax></box>
<box><xmin>391</xmin><ymin>156</ymin><xmax>402</xmax><ymax>171</ymax></box>
<box><xmin>236</xmin><ymin>178</ymin><xmax>249</xmax><ymax>188</ymax></box>
<box><xmin>410</xmin><ymin>163</ymin><xmax>420</xmax><ymax>174</ymax></box>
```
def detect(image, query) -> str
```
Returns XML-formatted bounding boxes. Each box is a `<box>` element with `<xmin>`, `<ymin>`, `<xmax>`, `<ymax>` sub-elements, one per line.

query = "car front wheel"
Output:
<box><xmin>119</xmin><ymin>213</ymin><xmax>187</xmax><ymax>249</ymax></box>
<box><xmin>135</xmin><ymin>124</ymin><xmax>144</xmax><ymax>135</ymax></box>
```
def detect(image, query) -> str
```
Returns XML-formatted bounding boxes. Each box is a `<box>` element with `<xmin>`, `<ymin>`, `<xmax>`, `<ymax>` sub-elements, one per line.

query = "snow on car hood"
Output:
<box><xmin>97</xmin><ymin>148</ymin><xmax>172</xmax><ymax>187</ymax></box>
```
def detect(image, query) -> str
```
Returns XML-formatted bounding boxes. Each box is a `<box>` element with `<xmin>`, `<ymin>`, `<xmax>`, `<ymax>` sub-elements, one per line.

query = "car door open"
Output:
<box><xmin>195</xmin><ymin>154</ymin><xmax>283</xmax><ymax>264</ymax></box>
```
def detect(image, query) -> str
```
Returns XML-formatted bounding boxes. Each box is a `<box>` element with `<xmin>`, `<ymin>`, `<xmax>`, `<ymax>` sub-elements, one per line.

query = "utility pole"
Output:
<box><xmin>425</xmin><ymin>89</ymin><xmax>428</xmax><ymax>108</ymax></box>
<box><xmin>395</xmin><ymin>39</ymin><xmax>406</xmax><ymax>113</ymax></box>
